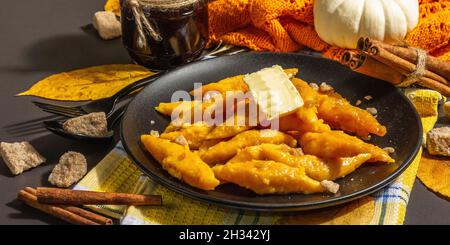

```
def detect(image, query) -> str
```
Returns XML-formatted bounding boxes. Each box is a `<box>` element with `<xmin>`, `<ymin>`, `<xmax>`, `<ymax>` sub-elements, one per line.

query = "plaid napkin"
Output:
<box><xmin>74</xmin><ymin>89</ymin><xmax>440</xmax><ymax>225</ymax></box>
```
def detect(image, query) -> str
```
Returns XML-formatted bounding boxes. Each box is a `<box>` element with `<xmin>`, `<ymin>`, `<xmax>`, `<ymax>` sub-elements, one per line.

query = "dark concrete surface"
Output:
<box><xmin>0</xmin><ymin>0</ymin><xmax>448</xmax><ymax>225</ymax></box>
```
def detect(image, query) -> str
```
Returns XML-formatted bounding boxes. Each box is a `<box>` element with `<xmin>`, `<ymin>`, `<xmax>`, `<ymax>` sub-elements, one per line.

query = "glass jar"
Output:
<box><xmin>121</xmin><ymin>0</ymin><xmax>209</xmax><ymax>70</ymax></box>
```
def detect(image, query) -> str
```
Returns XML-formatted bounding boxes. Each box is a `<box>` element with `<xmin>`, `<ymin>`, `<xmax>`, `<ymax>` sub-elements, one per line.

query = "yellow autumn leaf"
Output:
<box><xmin>105</xmin><ymin>0</ymin><xmax>121</xmax><ymax>16</ymax></box>
<box><xmin>418</xmin><ymin>152</ymin><xmax>450</xmax><ymax>198</ymax></box>
<box><xmin>276</xmin><ymin>196</ymin><xmax>375</xmax><ymax>225</ymax></box>
<box><xmin>18</xmin><ymin>64</ymin><xmax>154</xmax><ymax>101</ymax></box>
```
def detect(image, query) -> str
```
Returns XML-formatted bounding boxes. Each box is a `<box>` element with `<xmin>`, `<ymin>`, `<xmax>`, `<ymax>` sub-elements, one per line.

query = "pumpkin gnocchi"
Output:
<box><xmin>141</xmin><ymin>67</ymin><xmax>393</xmax><ymax>194</ymax></box>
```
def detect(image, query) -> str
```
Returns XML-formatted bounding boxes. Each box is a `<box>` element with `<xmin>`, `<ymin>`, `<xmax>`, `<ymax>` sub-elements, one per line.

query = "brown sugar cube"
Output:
<box><xmin>427</xmin><ymin>127</ymin><xmax>450</xmax><ymax>156</ymax></box>
<box><xmin>320</xmin><ymin>180</ymin><xmax>339</xmax><ymax>194</ymax></box>
<box><xmin>366</xmin><ymin>107</ymin><xmax>378</xmax><ymax>116</ymax></box>
<box><xmin>364</xmin><ymin>95</ymin><xmax>373</xmax><ymax>101</ymax></box>
<box><xmin>319</xmin><ymin>82</ymin><xmax>334</xmax><ymax>93</ymax></box>
<box><xmin>63</xmin><ymin>112</ymin><xmax>108</xmax><ymax>137</ymax></box>
<box><xmin>0</xmin><ymin>142</ymin><xmax>46</xmax><ymax>175</ymax></box>
<box><xmin>92</xmin><ymin>11</ymin><xmax>122</xmax><ymax>40</ymax></box>
<box><xmin>383</xmin><ymin>147</ymin><xmax>395</xmax><ymax>154</ymax></box>
<box><xmin>48</xmin><ymin>151</ymin><xmax>87</xmax><ymax>187</ymax></box>
<box><xmin>309</xmin><ymin>83</ymin><xmax>319</xmax><ymax>91</ymax></box>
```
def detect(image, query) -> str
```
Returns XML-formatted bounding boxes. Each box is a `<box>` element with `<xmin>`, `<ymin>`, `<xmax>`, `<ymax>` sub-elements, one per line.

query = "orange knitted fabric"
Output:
<box><xmin>208</xmin><ymin>0</ymin><xmax>317</xmax><ymax>52</ymax></box>
<box><xmin>407</xmin><ymin>6</ymin><xmax>450</xmax><ymax>52</ymax></box>
<box><xmin>208</xmin><ymin>0</ymin><xmax>450</xmax><ymax>61</ymax></box>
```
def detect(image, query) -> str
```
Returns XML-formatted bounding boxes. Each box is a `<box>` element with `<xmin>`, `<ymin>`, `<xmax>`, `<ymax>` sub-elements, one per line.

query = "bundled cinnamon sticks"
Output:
<box><xmin>340</xmin><ymin>37</ymin><xmax>450</xmax><ymax>96</ymax></box>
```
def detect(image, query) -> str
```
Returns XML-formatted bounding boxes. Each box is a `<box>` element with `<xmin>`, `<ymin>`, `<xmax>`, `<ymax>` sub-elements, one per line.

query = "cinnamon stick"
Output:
<box><xmin>24</xmin><ymin>187</ymin><xmax>113</xmax><ymax>225</ymax></box>
<box><xmin>18</xmin><ymin>188</ymin><xmax>101</xmax><ymax>225</ymax></box>
<box><xmin>62</xmin><ymin>206</ymin><xmax>113</xmax><ymax>225</ymax></box>
<box><xmin>36</xmin><ymin>187</ymin><xmax>162</xmax><ymax>206</ymax></box>
<box><xmin>340</xmin><ymin>53</ymin><xmax>404</xmax><ymax>84</ymax></box>
<box><xmin>344</xmin><ymin>51</ymin><xmax>362</xmax><ymax>70</ymax></box>
<box><xmin>365</xmin><ymin>38</ymin><xmax>450</xmax><ymax>80</ymax></box>
<box><xmin>340</xmin><ymin>50</ymin><xmax>358</xmax><ymax>66</ymax></box>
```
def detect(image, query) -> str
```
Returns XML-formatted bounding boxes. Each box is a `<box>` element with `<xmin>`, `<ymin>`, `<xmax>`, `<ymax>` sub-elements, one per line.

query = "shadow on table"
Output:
<box><xmin>3</xmin><ymin>115</ymin><xmax>60</xmax><ymax>129</ymax></box>
<box><xmin>29</xmin><ymin>132</ymin><xmax>117</xmax><ymax>168</ymax></box>
<box><xmin>6</xmin><ymin>199</ymin><xmax>66</xmax><ymax>225</ymax></box>
<box><xmin>3</xmin><ymin>115</ymin><xmax>61</xmax><ymax>138</ymax></box>
<box><xmin>0</xmin><ymin>30</ymin><xmax>131</xmax><ymax>73</ymax></box>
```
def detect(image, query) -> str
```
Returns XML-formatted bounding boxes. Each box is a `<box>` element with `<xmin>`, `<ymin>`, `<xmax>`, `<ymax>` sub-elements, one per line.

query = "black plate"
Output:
<box><xmin>121</xmin><ymin>52</ymin><xmax>422</xmax><ymax>211</ymax></box>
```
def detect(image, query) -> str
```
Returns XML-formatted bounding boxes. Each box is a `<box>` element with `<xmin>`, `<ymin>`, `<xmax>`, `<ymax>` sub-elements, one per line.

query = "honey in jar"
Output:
<box><xmin>121</xmin><ymin>0</ymin><xmax>209</xmax><ymax>70</ymax></box>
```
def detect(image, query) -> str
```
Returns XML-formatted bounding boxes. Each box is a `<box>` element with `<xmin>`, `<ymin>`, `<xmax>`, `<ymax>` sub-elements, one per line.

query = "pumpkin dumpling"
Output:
<box><xmin>288</xmin><ymin>78</ymin><xmax>386</xmax><ymax>137</ymax></box>
<box><xmin>160</xmin><ymin>122</ymin><xmax>214</xmax><ymax>150</ymax></box>
<box><xmin>212</xmin><ymin>160</ymin><xmax>325</xmax><ymax>194</ymax></box>
<box><xmin>206</xmin><ymin>114</ymin><xmax>253</xmax><ymax>140</ymax></box>
<box><xmin>140</xmin><ymin>135</ymin><xmax>220</xmax><ymax>190</ymax></box>
<box><xmin>200</xmin><ymin>129</ymin><xmax>297</xmax><ymax>166</ymax></box>
<box><xmin>228</xmin><ymin>144</ymin><xmax>371</xmax><ymax>181</ymax></box>
<box><xmin>316</xmin><ymin>93</ymin><xmax>387</xmax><ymax>138</ymax></box>
<box><xmin>299</xmin><ymin>130</ymin><xmax>394</xmax><ymax>163</ymax></box>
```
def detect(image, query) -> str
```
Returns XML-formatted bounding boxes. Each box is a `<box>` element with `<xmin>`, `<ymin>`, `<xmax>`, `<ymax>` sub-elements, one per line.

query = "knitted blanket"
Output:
<box><xmin>208</xmin><ymin>0</ymin><xmax>450</xmax><ymax>61</ymax></box>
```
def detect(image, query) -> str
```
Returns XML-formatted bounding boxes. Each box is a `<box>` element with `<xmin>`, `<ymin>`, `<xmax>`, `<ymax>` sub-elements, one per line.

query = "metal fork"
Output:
<box><xmin>33</xmin><ymin>43</ymin><xmax>248</xmax><ymax>118</ymax></box>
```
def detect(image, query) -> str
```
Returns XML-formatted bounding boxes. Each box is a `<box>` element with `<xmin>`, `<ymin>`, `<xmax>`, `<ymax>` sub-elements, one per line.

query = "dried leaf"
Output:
<box><xmin>418</xmin><ymin>152</ymin><xmax>450</xmax><ymax>198</ymax></box>
<box><xmin>18</xmin><ymin>64</ymin><xmax>154</xmax><ymax>101</ymax></box>
<box><xmin>105</xmin><ymin>0</ymin><xmax>121</xmax><ymax>17</ymax></box>
<box><xmin>276</xmin><ymin>196</ymin><xmax>375</xmax><ymax>225</ymax></box>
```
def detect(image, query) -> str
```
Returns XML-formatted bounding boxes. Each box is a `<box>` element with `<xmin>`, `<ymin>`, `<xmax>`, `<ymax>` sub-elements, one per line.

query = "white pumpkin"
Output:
<box><xmin>314</xmin><ymin>0</ymin><xmax>419</xmax><ymax>49</ymax></box>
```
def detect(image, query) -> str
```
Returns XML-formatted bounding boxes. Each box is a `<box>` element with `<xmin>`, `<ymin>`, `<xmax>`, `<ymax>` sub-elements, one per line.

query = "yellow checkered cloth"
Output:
<box><xmin>74</xmin><ymin>89</ymin><xmax>441</xmax><ymax>225</ymax></box>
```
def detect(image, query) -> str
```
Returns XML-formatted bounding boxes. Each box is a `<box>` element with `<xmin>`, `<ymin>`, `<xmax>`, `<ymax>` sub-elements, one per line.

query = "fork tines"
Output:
<box><xmin>32</xmin><ymin>101</ymin><xmax>85</xmax><ymax>118</ymax></box>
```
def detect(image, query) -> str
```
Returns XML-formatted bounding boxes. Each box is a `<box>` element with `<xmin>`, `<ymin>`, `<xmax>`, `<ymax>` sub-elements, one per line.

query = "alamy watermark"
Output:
<box><xmin>169</xmin><ymin>83</ymin><xmax>280</xmax><ymax>130</ymax></box>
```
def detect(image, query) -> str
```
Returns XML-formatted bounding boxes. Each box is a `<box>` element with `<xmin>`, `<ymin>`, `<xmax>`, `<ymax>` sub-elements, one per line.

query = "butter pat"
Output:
<box><xmin>244</xmin><ymin>65</ymin><xmax>303</xmax><ymax>120</ymax></box>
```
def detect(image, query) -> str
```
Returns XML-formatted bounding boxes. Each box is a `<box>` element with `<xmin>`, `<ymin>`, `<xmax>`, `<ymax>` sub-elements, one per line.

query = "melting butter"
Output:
<box><xmin>243</xmin><ymin>65</ymin><xmax>303</xmax><ymax>120</ymax></box>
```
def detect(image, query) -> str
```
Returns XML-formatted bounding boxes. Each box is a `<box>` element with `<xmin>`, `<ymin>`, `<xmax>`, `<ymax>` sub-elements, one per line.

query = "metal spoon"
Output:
<box><xmin>42</xmin><ymin>108</ymin><xmax>124</xmax><ymax>140</ymax></box>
